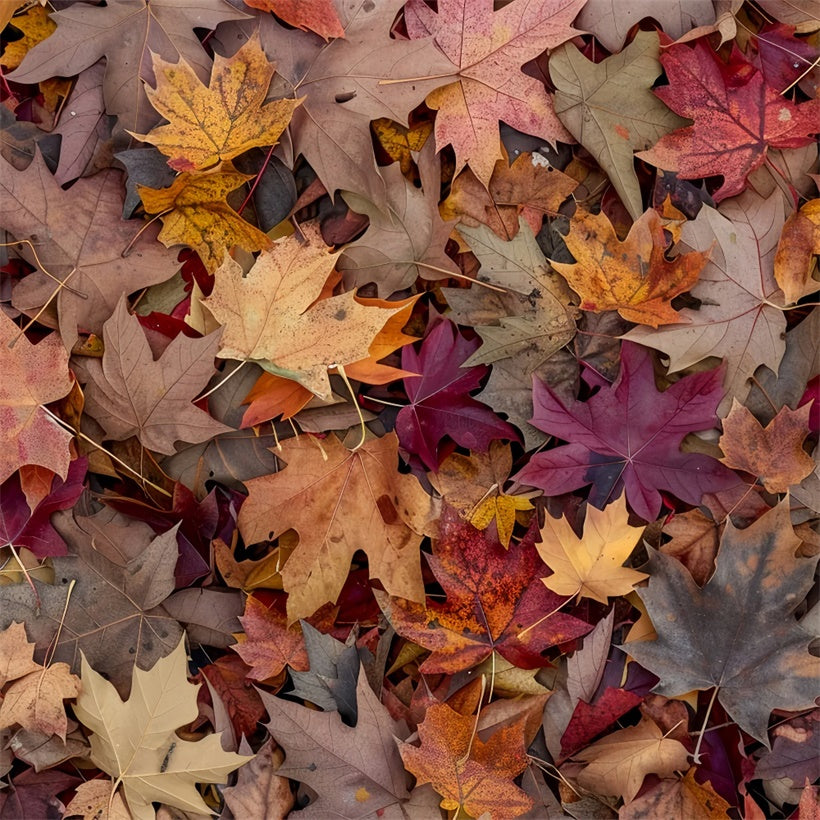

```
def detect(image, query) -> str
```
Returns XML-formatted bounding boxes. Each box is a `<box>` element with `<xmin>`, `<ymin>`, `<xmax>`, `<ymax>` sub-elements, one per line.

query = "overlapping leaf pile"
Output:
<box><xmin>0</xmin><ymin>0</ymin><xmax>818</xmax><ymax>817</ymax></box>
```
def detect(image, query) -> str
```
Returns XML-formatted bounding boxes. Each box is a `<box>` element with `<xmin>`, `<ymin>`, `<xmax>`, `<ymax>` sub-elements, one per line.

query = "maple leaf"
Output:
<box><xmin>82</xmin><ymin>298</ymin><xmax>230</xmax><ymax>455</ymax></box>
<box><xmin>619</xmin><ymin>768</ymin><xmax>732</xmax><ymax>820</ymax></box>
<box><xmin>398</xmin><ymin>700</ymin><xmax>534</xmax><ymax>819</ymax></box>
<box><xmin>0</xmin><ymin>312</ymin><xmax>73</xmax><ymax>485</ymax></box>
<box><xmin>571</xmin><ymin>715</ymin><xmax>690</xmax><ymax>803</ymax></box>
<box><xmin>338</xmin><ymin>140</ymin><xmax>460</xmax><ymax>297</ymax></box>
<box><xmin>441</xmin><ymin>148</ymin><xmax>578</xmax><ymax>240</ymax></box>
<box><xmin>624</xmin><ymin>190</ymin><xmax>787</xmax><ymax>404</ymax></box>
<box><xmin>132</xmin><ymin>33</ymin><xmax>300</xmax><ymax>172</ymax></box>
<box><xmin>405</xmin><ymin>0</ymin><xmax>582</xmax><ymax>185</ymax></box>
<box><xmin>514</xmin><ymin>341</ymin><xmax>740</xmax><ymax>522</ymax></box>
<box><xmin>221</xmin><ymin>738</ymin><xmax>294</xmax><ymax>820</ymax></box>
<box><xmin>1</xmin><ymin>154</ymin><xmax>179</xmax><ymax>348</ymax></box>
<box><xmin>261</xmin><ymin>668</ymin><xmax>410</xmax><ymax>817</ymax></box>
<box><xmin>550</xmin><ymin>208</ymin><xmax>709</xmax><ymax>327</ymax></box>
<box><xmin>238</xmin><ymin>432</ymin><xmax>436</xmax><ymax>623</ymax></box>
<box><xmin>396</xmin><ymin>319</ymin><xmax>520</xmax><ymax>472</ymax></box>
<box><xmin>6</xmin><ymin>0</ymin><xmax>249</xmax><ymax>139</ymax></box>
<box><xmin>0</xmin><ymin>5</ymin><xmax>54</xmax><ymax>71</ymax></box>
<box><xmin>637</xmin><ymin>40</ymin><xmax>820</xmax><ymax>202</ymax></box>
<box><xmin>624</xmin><ymin>500</ymin><xmax>819</xmax><ymax>743</ymax></box>
<box><xmin>432</xmin><ymin>443</ymin><xmax>539</xmax><ymax>548</ymax></box>
<box><xmin>551</xmin><ymin>31</ymin><xmax>688</xmax><ymax>220</ymax></box>
<box><xmin>719</xmin><ymin>400</ymin><xmax>814</xmax><ymax>492</ymax></box>
<box><xmin>138</xmin><ymin>164</ymin><xmax>272</xmax><ymax>273</ymax></box>
<box><xmin>774</xmin><ymin>198</ymin><xmax>820</xmax><ymax>305</ymax></box>
<box><xmin>377</xmin><ymin>509</ymin><xmax>591</xmax><ymax>673</ymax></box>
<box><xmin>243</xmin><ymin>0</ymin><xmax>344</xmax><ymax>40</ymax></box>
<box><xmin>372</xmin><ymin>117</ymin><xmax>434</xmax><ymax>175</ymax></box>
<box><xmin>63</xmin><ymin>780</ymin><xmax>130</xmax><ymax>820</ymax></box>
<box><xmin>73</xmin><ymin>636</ymin><xmax>250</xmax><ymax>820</ymax></box>
<box><xmin>0</xmin><ymin>623</ymin><xmax>40</xmax><ymax>688</ymax></box>
<box><xmin>251</xmin><ymin>0</ymin><xmax>456</xmax><ymax>206</ymax></box>
<box><xmin>202</xmin><ymin>222</ymin><xmax>414</xmax><ymax>400</ymax></box>
<box><xmin>537</xmin><ymin>493</ymin><xmax>648</xmax><ymax>604</ymax></box>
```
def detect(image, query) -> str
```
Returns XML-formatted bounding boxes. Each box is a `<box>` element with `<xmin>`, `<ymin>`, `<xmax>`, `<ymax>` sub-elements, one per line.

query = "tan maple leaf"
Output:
<box><xmin>132</xmin><ymin>33</ymin><xmax>301</xmax><ymax>172</ymax></box>
<box><xmin>0</xmin><ymin>622</ymin><xmax>41</xmax><ymax>688</ymax></box>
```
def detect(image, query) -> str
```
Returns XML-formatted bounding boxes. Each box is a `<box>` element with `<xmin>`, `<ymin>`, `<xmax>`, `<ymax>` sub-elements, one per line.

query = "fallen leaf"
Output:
<box><xmin>372</xmin><ymin>117</ymin><xmax>433</xmax><ymax>175</ymax></box>
<box><xmin>774</xmin><ymin>198</ymin><xmax>820</xmax><ymax>305</ymax></box>
<box><xmin>203</xmin><ymin>222</ymin><xmax>414</xmax><ymax>400</ymax></box>
<box><xmin>550</xmin><ymin>207</ymin><xmax>708</xmax><ymax>326</ymax></box>
<box><xmin>377</xmin><ymin>509</ymin><xmax>591</xmax><ymax>673</ymax></box>
<box><xmin>0</xmin><ymin>312</ymin><xmax>73</xmax><ymax>484</ymax></box>
<box><xmin>221</xmin><ymin>738</ymin><xmax>294</xmax><ymax>820</ymax></box>
<box><xmin>138</xmin><ymin>164</ymin><xmax>272</xmax><ymax>273</ymax></box>
<box><xmin>0</xmin><ymin>622</ymin><xmax>40</xmax><ymax>688</ymax></box>
<box><xmin>719</xmin><ymin>400</ymin><xmax>814</xmax><ymax>492</ymax></box>
<box><xmin>624</xmin><ymin>190</ymin><xmax>788</xmax><ymax>405</ymax></box>
<box><xmin>243</xmin><ymin>0</ymin><xmax>343</xmax><ymax>40</ymax></box>
<box><xmin>73</xmin><ymin>636</ymin><xmax>250</xmax><ymax>820</ymax></box>
<box><xmin>637</xmin><ymin>39</ymin><xmax>820</xmax><ymax>202</ymax></box>
<box><xmin>398</xmin><ymin>700</ymin><xmax>534</xmax><ymax>819</ymax></box>
<box><xmin>396</xmin><ymin>319</ymin><xmax>520</xmax><ymax>471</ymax></box>
<box><xmin>238</xmin><ymin>432</ymin><xmax>435</xmax><ymax>623</ymax></box>
<box><xmin>624</xmin><ymin>500</ymin><xmax>819</xmax><ymax>743</ymax></box>
<box><xmin>571</xmin><ymin>715</ymin><xmax>690</xmax><ymax>803</ymax></box>
<box><xmin>659</xmin><ymin>509</ymin><xmax>719</xmax><ymax>587</ymax></box>
<box><xmin>0</xmin><ymin>5</ymin><xmax>55</xmax><ymax>70</ymax></box>
<box><xmin>261</xmin><ymin>668</ymin><xmax>410</xmax><ymax>817</ymax></box>
<box><xmin>2</xmin><ymin>154</ymin><xmax>179</xmax><ymax>347</ymax></box>
<box><xmin>619</xmin><ymin>768</ymin><xmax>732</xmax><ymax>819</ymax></box>
<box><xmin>537</xmin><ymin>493</ymin><xmax>648</xmax><ymax>603</ymax></box>
<box><xmin>405</xmin><ymin>0</ymin><xmax>581</xmax><ymax>185</ymax></box>
<box><xmin>82</xmin><ymin>298</ymin><xmax>231</xmax><ymax>454</ymax></box>
<box><xmin>63</xmin><ymin>779</ymin><xmax>130</xmax><ymax>820</ymax></box>
<box><xmin>551</xmin><ymin>31</ymin><xmax>688</xmax><ymax>220</ymax></box>
<box><xmin>132</xmin><ymin>33</ymin><xmax>300</xmax><ymax>172</ymax></box>
<box><xmin>514</xmin><ymin>341</ymin><xmax>739</xmax><ymax>522</ymax></box>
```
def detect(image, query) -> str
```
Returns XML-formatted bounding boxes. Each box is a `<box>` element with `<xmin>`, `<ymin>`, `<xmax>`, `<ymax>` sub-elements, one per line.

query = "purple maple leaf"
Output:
<box><xmin>514</xmin><ymin>342</ymin><xmax>739</xmax><ymax>520</ymax></box>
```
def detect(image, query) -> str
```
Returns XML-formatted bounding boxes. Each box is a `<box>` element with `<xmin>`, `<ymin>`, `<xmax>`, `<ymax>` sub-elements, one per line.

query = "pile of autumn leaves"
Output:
<box><xmin>0</xmin><ymin>0</ymin><xmax>819</xmax><ymax>817</ymax></box>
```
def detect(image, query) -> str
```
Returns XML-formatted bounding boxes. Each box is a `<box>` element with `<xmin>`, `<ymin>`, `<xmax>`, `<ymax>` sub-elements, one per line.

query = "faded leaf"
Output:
<box><xmin>619</xmin><ymin>769</ymin><xmax>732</xmax><ymax>819</ymax></box>
<box><xmin>0</xmin><ymin>663</ymin><xmax>79</xmax><ymax>741</ymax></box>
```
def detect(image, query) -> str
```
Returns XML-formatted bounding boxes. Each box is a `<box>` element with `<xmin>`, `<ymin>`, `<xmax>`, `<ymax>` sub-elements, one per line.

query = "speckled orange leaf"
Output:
<box><xmin>203</xmin><ymin>223</ymin><xmax>415</xmax><ymax>400</ymax></box>
<box><xmin>550</xmin><ymin>208</ymin><xmax>709</xmax><ymax>327</ymax></box>
<box><xmin>0</xmin><ymin>312</ymin><xmax>73</xmax><ymax>485</ymax></box>
<box><xmin>138</xmin><ymin>164</ymin><xmax>272</xmax><ymax>273</ymax></box>
<box><xmin>774</xmin><ymin>199</ymin><xmax>820</xmax><ymax>305</ymax></box>
<box><xmin>537</xmin><ymin>494</ymin><xmax>648</xmax><ymax>604</ymax></box>
<box><xmin>131</xmin><ymin>33</ymin><xmax>301</xmax><ymax>172</ymax></box>
<box><xmin>243</xmin><ymin>0</ymin><xmax>344</xmax><ymax>40</ymax></box>
<box><xmin>719</xmin><ymin>400</ymin><xmax>814</xmax><ymax>493</ymax></box>
<box><xmin>404</xmin><ymin>0</ymin><xmax>582</xmax><ymax>185</ymax></box>
<box><xmin>0</xmin><ymin>622</ymin><xmax>40</xmax><ymax>688</ymax></box>
<box><xmin>398</xmin><ymin>701</ymin><xmax>534</xmax><ymax>819</ymax></box>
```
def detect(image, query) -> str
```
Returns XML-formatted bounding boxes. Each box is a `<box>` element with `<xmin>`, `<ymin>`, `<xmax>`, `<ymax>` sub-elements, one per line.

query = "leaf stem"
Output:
<box><xmin>692</xmin><ymin>686</ymin><xmax>720</xmax><ymax>764</ymax></box>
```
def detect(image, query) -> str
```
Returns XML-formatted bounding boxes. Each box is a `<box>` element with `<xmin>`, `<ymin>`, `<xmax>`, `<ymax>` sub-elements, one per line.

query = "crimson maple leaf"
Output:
<box><xmin>376</xmin><ymin>508</ymin><xmax>591</xmax><ymax>673</ymax></box>
<box><xmin>514</xmin><ymin>342</ymin><xmax>740</xmax><ymax>521</ymax></box>
<box><xmin>637</xmin><ymin>39</ymin><xmax>820</xmax><ymax>202</ymax></box>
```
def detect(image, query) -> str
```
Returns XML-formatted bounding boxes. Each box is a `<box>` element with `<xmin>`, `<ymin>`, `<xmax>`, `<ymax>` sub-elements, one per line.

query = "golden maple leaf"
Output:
<box><xmin>131</xmin><ymin>32</ymin><xmax>301</xmax><ymax>172</ymax></box>
<box><xmin>138</xmin><ymin>164</ymin><xmax>272</xmax><ymax>272</ymax></box>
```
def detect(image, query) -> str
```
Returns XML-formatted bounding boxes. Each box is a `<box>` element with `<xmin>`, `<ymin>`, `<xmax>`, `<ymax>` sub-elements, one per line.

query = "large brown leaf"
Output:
<box><xmin>625</xmin><ymin>500</ymin><xmax>819</xmax><ymax>743</ymax></box>
<box><xmin>2</xmin><ymin>154</ymin><xmax>179</xmax><ymax>347</ymax></box>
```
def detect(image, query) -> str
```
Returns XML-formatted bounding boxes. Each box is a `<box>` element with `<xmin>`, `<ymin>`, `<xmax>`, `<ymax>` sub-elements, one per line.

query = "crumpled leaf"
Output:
<box><xmin>637</xmin><ymin>39</ymin><xmax>820</xmax><ymax>202</ymax></box>
<box><xmin>624</xmin><ymin>190</ymin><xmax>788</xmax><ymax>405</ymax></box>
<box><xmin>515</xmin><ymin>341</ymin><xmax>739</xmax><ymax>522</ymax></box>
<box><xmin>774</xmin><ymin>198</ymin><xmax>820</xmax><ymax>305</ymax></box>
<box><xmin>537</xmin><ymin>493</ymin><xmax>648</xmax><ymax>604</ymax></box>
<box><xmin>405</xmin><ymin>0</ymin><xmax>582</xmax><ymax>185</ymax></box>
<box><xmin>719</xmin><ymin>400</ymin><xmax>814</xmax><ymax>492</ymax></box>
<box><xmin>238</xmin><ymin>432</ymin><xmax>436</xmax><ymax>623</ymax></box>
<box><xmin>398</xmin><ymin>700</ymin><xmax>534</xmax><ymax>820</ymax></box>
<box><xmin>203</xmin><ymin>222</ymin><xmax>414</xmax><ymax>400</ymax></box>
<box><xmin>73</xmin><ymin>636</ymin><xmax>250</xmax><ymax>820</ymax></box>
<box><xmin>624</xmin><ymin>500</ymin><xmax>819</xmax><ymax>743</ymax></box>
<box><xmin>0</xmin><ymin>312</ymin><xmax>73</xmax><ymax>484</ymax></box>
<box><xmin>551</xmin><ymin>31</ymin><xmax>688</xmax><ymax>220</ymax></box>
<box><xmin>82</xmin><ymin>298</ymin><xmax>231</xmax><ymax>455</ymax></box>
<box><xmin>396</xmin><ymin>319</ymin><xmax>519</xmax><ymax>472</ymax></box>
<box><xmin>377</xmin><ymin>508</ymin><xmax>591</xmax><ymax>673</ymax></box>
<box><xmin>261</xmin><ymin>668</ymin><xmax>409</xmax><ymax>818</ymax></box>
<box><xmin>131</xmin><ymin>33</ymin><xmax>300</xmax><ymax>172</ymax></box>
<box><xmin>138</xmin><ymin>164</ymin><xmax>272</xmax><ymax>273</ymax></box>
<box><xmin>6</xmin><ymin>0</ymin><xmax>249</xmax><ymax>138</ymax></box>
<box><xmin>550</xmin><ymin>207</ymin><xmax>708</xmax><ymax>326</ymax></box>
<box><xmin>2</xmin><ymin>153</ymin><xmax>179</xmax><ymax>348</ymax></box>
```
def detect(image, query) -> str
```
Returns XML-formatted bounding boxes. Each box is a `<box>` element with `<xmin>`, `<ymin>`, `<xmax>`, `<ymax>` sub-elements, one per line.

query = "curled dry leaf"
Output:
<box><xmin>774</xmin><ymin>198</ymin><xmax>820</xmax><ymax>305</ymax></box>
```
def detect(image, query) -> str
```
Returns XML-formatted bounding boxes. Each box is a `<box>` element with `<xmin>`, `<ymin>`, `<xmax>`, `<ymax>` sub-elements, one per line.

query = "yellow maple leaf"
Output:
<box><xmin>469</xmin><ymin>494</ymin><xmax>534</xmax><ymax>549</ymax></box>
<box><xmin>132</xmin><ymin>32</ymin><xmax>301</xmax><ymax>172</ymax></box>
<box><xmin>138</xmin><ymin>164</ymin><xmax>271</xmax><ymax>272</ymax></box>
<box><xmin>202</xmin><ymin>223</ymin><xmax>414</xmax><ymax>400</ymax></box>
<box><xmin>536</xmin><ymin>494</ymin><xmax>648</xmax><ymax>604</ymax></box>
